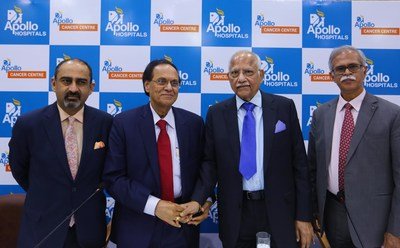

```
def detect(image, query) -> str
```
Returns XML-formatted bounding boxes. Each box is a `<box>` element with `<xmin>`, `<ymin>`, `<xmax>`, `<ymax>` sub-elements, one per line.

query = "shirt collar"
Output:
<box><xmin>57</xmin><ymin>104</ymin><xmax>84</xmax><ymax>123</ymax></box>
<box><xmin>337</xmin><ymin>88</ymin><xmax>366</xmax><ymax>112</ymax></box>
<box><xmin>236</xmin><ymin>90</ymin><xmax>262</xmax><ymax>111</ymax></box>
<box><xmin>149</xmin><ymin>104</ymin><xmax>175</xmax><ymax>130</ymax></box>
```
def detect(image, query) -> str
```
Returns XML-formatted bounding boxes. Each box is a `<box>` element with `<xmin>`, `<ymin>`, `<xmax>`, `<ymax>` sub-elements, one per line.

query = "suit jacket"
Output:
<box><xmin>9</xmin><ymin>102</ymin><xmax>113</xmax><ymax>248</ymax></box>
<box><xmin>308</xmin><ymin>93</ymin><xmax>400</xmax><ymax>247</ymax></box>
<box><xmin>102</xmin><ymin>104</ymin><xmax>204</xmax><ymax>248</ymax></box>
<box><xmin>192</xmin><ymin>91</ymin><xmax>312</xmax><ymax>248</ymax></box>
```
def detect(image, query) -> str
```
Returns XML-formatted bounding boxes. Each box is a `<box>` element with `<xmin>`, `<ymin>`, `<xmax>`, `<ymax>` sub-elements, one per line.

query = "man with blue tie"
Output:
<box><xmin>9</xmin><ymin>59</ymin><xmax>113</xmax><ymax>247</ymax></box>
<box><xmin>103</xmin><ymin>59</ymin><xmax>210</xmax><ymax>247</ymax></box>
<box><xmin>182</xmin><ymin>50</ymin><xmax>313</xmax><ymax>247</ymax></box>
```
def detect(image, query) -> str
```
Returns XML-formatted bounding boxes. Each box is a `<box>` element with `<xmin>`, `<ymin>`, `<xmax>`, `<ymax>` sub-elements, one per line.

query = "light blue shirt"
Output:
<box><xmin>236</xmin><ymin>91</ymin><xmax>264</xmax><ymax>191</ymax></box>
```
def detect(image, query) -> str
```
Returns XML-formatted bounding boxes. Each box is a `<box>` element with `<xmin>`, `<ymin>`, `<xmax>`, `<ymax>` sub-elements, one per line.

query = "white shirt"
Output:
<box><xmin>236</xmin><ymin>91</ymin><xmax>264</xmax><ymax>191</ymax></box>
<box><xmin>143</xmin><ymin>105</ymin><xmax>181</xmax><ymax>216</ymax></box>
<box><xmin>328</xmin><ymin>89</ymin><xmax>366</xmax><ymax>194</ymax></box>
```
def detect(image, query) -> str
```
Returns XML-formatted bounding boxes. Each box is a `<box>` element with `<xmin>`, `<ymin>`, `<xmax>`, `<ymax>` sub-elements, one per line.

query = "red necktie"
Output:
<box><xmin>338</xmin><ymin>103</ymin><xmax>354</xmax><ymax>192</ymax></box>
<box><xmin>156</xmin><ymin>120</ymin><xmax>174</xmax><ymax>202</ymax></box>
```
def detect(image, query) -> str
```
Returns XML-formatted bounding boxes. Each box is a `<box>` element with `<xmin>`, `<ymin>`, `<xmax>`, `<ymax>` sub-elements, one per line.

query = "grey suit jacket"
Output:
<box><xmin>308</xmin><ymin>93</ymin><xmax>400</xmax><ymax>247</ymax></box>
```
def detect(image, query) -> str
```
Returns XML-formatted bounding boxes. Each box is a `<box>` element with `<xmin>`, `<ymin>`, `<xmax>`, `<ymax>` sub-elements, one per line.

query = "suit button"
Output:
<box><xmin>72</xmin><ymin>187</ymin><xmax>77</xmax><ymax>192</ymax></box>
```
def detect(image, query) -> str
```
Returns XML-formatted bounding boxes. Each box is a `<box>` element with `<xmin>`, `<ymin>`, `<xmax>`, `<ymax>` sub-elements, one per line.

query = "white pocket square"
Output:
<box><xmin>94</xmin><ymin>141</ymin><xmax>105</xmax><ymax>150</ymax></box>
<box><xmin>275</xmin><ymin>120</ymin><xmax>286</xmax><ymax>133</ymax></box>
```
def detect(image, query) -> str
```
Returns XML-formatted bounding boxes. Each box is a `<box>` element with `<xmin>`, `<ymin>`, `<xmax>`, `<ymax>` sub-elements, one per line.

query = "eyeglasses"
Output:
<box><xmin>332</xmin><ymin>64</ymin><xmax>364</xmax><ymax>75</ymax></box>
<box><xmin>228</xmin><ymin>69</ymin><xmax>257</xmax><ymax>79</ymax></box>
<box><xmin>151</xmin><ymin>78</ymin><xmax>180</xmax><ymax>88</ymax></box>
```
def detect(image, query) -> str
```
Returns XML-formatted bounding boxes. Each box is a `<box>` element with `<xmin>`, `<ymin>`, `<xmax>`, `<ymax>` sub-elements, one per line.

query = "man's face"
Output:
<box><xmin>144</xmin><ymin>64</ymin><xmax>179</xmax><ymax>112</ymax></box>
<box><xmin>52</xmin><ymin>60</ymin><xmax>94</xmax><ymax>115</ymax></box>
<box><xmin>228</xmin><ymin>53</ymin><xmax>264</xmax><ymax>101</ymax></box>
<box><xmin>330</xmin><ymin>50</ymin><xmax>366</xmax><ymax>99</ymax></box>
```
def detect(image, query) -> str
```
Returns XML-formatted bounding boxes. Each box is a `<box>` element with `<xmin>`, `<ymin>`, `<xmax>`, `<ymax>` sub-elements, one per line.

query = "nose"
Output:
<box><xmin>164</xmin><ymin>81</ymin><xmax>173</xmax><ymax>91</ymax></box>
<box><xmin>237</xmin><ymin>71</ymin><xmax>247</xmax><ymax>82</ymax></box>
<box><xmin>69</xmin><ymin>81</ymin><xmax>79</xmax><ymax>92</ymax></box>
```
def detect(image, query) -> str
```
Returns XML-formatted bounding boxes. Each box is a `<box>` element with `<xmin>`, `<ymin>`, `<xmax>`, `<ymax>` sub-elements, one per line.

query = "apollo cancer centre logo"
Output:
<box><xmin>0</xmin><ymin>150</ymin><xmax>10</xmax><ymax>172</ymax></box>
<box><xmin>4</xmin><ymin>6</ymin><xmax>46</xmax><ymax>37</ymax></box>
<box><xmin>1</xmin><ymin>59</ymin><xmax>46</xmax><ymax>79</ymax></box>
<box><xmin>262</xmin><ymin>57</ymin><xmax>297</xmax><ymax>87</ymax></box>
<box><xmin>206</xmin><ymin>8</ymin><xmax>248</xmax><ymax>39</ymax></box>
<box><xmin>2</xmin><ymin>99</ymin><xmax>21</xmax><ymax>128</ymax></box>
<box><xmin>153</xmin><ymin>13</ymin><xmax>199</xmax><ymax>33</ymax></box>
<box><xmin>364</xmin><ymin>58</ymin><xmax>397</xmax><ymax>89</ymax></box>
<box><xmin>355</xmin><ymin>15</ymin><xmax>399</xmax><ymax>35</ymax></box>
<box><xmin>203</xmin><ymin>60</ymin><xmax>227</xmax><ymax>81</ymax></box>
<box><xmin>255</xmin><ymin>13</ymin><xmax>299</xmax><ymax>34</ymax></box>
<box><xmin>52</xmin><ymin>10</ymin><xmax>97</xmax><ymax>31</ymax></box>
<box><xmin>102</xmin><ymin>59</ymin><xmax>142</xmax><ymax>80</ymax></box>
<box><xmin>307</xmin><ymin>10</ymin><xmax>348</xmax><ymax>41</ymax></box>
<box><xmin>304</xmin><ymin>62</ymin><xmax>331</xmax><ymax>82</ymax></box>
<box><xmin>107</xmin><ymin>99</ymin><xmax>122</xmax><ymax>117</ymax></box>
<box><xmin>105</xmin><ymin>7</ymin><xmax>147</xmax><ymax>38</ymax></box>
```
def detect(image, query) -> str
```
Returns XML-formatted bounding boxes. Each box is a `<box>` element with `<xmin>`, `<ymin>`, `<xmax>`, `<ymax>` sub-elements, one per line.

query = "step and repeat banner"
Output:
<box><xmin>0</xmin><ymin>0</ymin><xmax>399</xmax><ymax>245</ymax></box>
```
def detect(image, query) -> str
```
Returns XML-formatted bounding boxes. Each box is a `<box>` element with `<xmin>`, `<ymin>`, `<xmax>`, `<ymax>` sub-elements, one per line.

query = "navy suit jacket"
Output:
<box><xmin>192</xmin><ymin>91</ymin><xmax>312</xmax><ymax>248</ymax></box>
<box><xmin>103</xmin><ymin>104</ymin><xmax>204</xmax><ymax>248</ymax></box>
<box><xmin>9</xmin><ymin>103</ymin><xmax>113</xmax><ymax>248</ymax></box>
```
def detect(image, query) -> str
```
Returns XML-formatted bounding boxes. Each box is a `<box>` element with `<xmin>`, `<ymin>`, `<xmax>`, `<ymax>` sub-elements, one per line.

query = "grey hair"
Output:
<box><xmin>229</xmin><ymin>50</ymin><xmax>262</xmax><ymax>71</ymax></box>
<box><xmin>328</xmin><ymin>45</ymin><xmax>367</xmax><ymax>71</ymax></box>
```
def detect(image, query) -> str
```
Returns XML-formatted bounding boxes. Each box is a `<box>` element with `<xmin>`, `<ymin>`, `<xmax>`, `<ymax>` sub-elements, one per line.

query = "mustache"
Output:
<box><xmin>65</xmin><ymin>92</ymin><xmax>81</xmax><ymax>99</ymax></box>
<box><xmin>340</xmin><ymin>75</ymin><xmax>356</xmax><ymax>82</ymax></box>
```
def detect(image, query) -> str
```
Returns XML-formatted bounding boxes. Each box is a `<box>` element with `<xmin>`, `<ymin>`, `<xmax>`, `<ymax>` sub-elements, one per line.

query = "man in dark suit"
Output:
<box><xmin>103</xmin><ymin>59</ymin><xmax>209</xmax><ymax>248</ymax></box>
<box><xmin>308</xmin><ymin>45</ymin><xmax>400</xmax><ymax>248</ymax></box>
<box><xmin>9</xmin><ymin>59</ymin><xmax>113</xmax><ymax>248</ymax></box>
<box><xmin>181</xmin><ymin>50</ymin><xmax>313</xmax><ymax>248</ymax></box>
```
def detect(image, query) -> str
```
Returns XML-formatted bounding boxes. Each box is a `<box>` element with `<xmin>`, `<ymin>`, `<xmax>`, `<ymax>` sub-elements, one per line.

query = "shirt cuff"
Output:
<box><xmin>143</xmin><ymin>195</ymin><xmax>160</xmax><ymax>216</ymax></box>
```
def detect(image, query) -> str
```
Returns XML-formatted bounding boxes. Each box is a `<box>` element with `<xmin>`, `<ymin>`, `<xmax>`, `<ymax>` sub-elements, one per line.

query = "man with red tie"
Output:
<box><xmin>103</xmin><ymin>59</ymin><xmax>210</xmax><ymax>247</ymax></box>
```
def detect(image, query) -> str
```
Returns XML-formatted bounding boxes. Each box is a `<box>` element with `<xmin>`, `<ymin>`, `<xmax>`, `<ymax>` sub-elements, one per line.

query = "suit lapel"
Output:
<box><xmin>42</xmin><ymin>103</ymin><xmax>73</xmax><ymax>181</ymax></box>
<box><xmin>347</xmin><ymin>93</ymin><xmax>378</xmax><ymax>164</ymax></box>
<box><xmin>139</xmin><ymin>104</ymin><xmax>161</xmax><ymax>191</ymax></box>
<box><xmin>223</xmin><ymin>97</ymin><xmax>240</xmax><ymax>168</ymax></box>
<box><xmin>261</xmin><ymin>92</ymin><xmax>276</xmax><ymax>176</ymax></box>
<box><xmin>324</xmin><ymin>99</ymin><xmax>337</xmax><ymax>173</ymax></box>
<box><xmin>173</xmin><ymin>108</ymin><xmax>189</xmax><ymax>197</ymax></box>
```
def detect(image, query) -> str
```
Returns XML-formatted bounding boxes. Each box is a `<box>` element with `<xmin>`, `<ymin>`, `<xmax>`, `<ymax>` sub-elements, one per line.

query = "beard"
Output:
<box><xmin>63</xmin><ymin>92</ymin><xmax>81</xmax><ymax>109</ymax></box>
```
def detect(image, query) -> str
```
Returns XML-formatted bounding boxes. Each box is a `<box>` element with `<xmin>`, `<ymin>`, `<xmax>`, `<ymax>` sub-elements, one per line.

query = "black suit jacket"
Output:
<box><xmin>9</xmin><ymin>103</ymin><xmax>113</xmax><ymax>248</ymax></box>
<box><xmin>103</xmin><ymin>104</ymin><xmax>204</xmax><ymax>248</ymax></box>
<box><xmin>192</xmin><ymin>91</ymin><xmax>312</xmax><ymax>247</ymax></box>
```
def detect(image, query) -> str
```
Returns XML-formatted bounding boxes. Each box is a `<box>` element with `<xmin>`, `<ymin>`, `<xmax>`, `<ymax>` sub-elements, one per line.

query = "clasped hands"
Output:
<box><xmin>155</xmin><ymin>200</ymin><xmax>211</xmax><ymax>228</ymax></box>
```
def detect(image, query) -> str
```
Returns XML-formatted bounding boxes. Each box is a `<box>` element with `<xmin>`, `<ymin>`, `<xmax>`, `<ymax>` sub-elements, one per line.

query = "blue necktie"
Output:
<box><xmin>239</xmin><ymin>102</ymin><xmax>257</xmax><ymax>180</ymax></box>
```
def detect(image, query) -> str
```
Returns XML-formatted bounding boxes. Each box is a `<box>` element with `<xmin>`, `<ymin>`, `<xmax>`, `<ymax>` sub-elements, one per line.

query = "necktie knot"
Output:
<box><xmin>68</xmin><ymin>116</ymin><xmax>76</xmax><ymax>125</ymax></box>
<box><xmin>344</xmin><ymin>103</ymin><xmax>353</xmax><ymax>111</ymax></box>
<box><xmin>242</xmin><ymin>102</ymin><xmax>255</xmax><ymax>112</ymax></box>
<box><xmin>157</xmin><ymin>119</ymin><xmax>167</xmax><ymax>130</ymax></box>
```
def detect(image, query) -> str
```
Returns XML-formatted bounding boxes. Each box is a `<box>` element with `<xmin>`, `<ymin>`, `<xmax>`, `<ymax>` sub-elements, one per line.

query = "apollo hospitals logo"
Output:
<box><xmin>304</xmin><ymin>61</ymin><xmax>331</xmax><ymax>82</ymax></box>
<box><xmin>203</xmin><ymin>60</ymin><xmax>226</xmax><ymax>81</ymax></box>
<box><xmin>105</xmin><ymin>196</ymin><xmax>115</xmax><ymax>224</ymax></box>
<box><xmin>2</xmin><ymin>99</ymin><xmax>21</xmax><ymax>128</ymax></box>
<box><xmin>102</xmin><ymin>59</ymin><xmax>142</xmax><ymax>80</ymax></box>
<box><xmin>255</xmin><ymin>13</ymin><xmax>299</xmax><ymax>34</ymax></box>
<box><xmin>208</xmin><ymin>201</ymin><xmax>218</xmax><ymax>224</ymax></box>
<box><xmin>364</xmin><ymin>58</ymin><xmax>397</xmax><ymax>89</ymax></box>
<box><xmin>355</xmin><ymin>15</ymin><xmax>399</xmax><ymax>35</ymax></box>
<box><xmin>154</xmin><ymin>13</ymin><xmax>199</xmax><ymax>33</ymax></box>
<box><xmin>4</xmin><ymin>6</ymin><xmax>47</xmax><ymax>37</ymax></box>
<box><xmin>164</xmin><ymin>55</ymin><xmax>196</xmax><ymax>86</ymax></box>
<box><xmin>105</xmin><ymin>7</ymin><xmax>147</xmax><ymax>38</ymax></box>
<box><xmin>307</xmin><ymin>10</ymin><xmax>348</xmax><ymax>41</ymax></box>
<box><xmin>0</xmin><ymin>151</ymin><xmax>10</xmax><ymax>172</ymax></box>
<box><xmin>52</xmin><ymin>10</ymin><xmax>97</xmax><ymax>31</ymax></box>
<box><xmin>262</xmin><ymin>57</ymin><xmax>297</xmax><ymax>87</ymax></box>
<box><xmin>206</xmin><ymin>8</ymin><xmax>248</xmax><ymax>39</ymax></box>
<box><xmin>107</xmin><ymin>99</ymin><xmax>122</xmax><ymax>116</ymax></box>
<box><xmin>1</xmin><ymin>58</ymin><xmax>46</xmax><ymax>79</ymax></box>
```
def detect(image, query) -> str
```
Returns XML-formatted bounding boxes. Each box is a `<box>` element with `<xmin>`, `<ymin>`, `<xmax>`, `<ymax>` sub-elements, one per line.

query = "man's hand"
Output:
<box><xmin>155</xmin><ymin>200</ymin><xmax>185</xmax><ymax>228</ymax></box>
<box><xmin>179</xmin><ymin>201</ymin><xmax>201</xmax><ymax>220</ymax></box>
<box><xmin>187</xmin><ymin>201</ymin><xmax>212</xmax><ymax>226</ymax></box>
<box><xmin>295</xmin><ymin>220</ymin><xmax>314</xmax><ymax>248</ymax></box>
<box><xmin>383</xmin><ymin>232</ymin><xmax>400</xmax><ymax>248</ymax></box>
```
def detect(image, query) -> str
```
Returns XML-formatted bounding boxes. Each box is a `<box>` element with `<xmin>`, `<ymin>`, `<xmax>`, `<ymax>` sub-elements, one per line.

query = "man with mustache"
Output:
<box><xmin>9</xmin><ymin>59</ymin><xmax>113</xmax><ymax>247</ymax></box>
<box><xmin>308</xmin><ymin>45</ymin><xmax>400</xmax><ymax>248</ymax></box>
<box><xmin>182</xmin><ymin>50</ymin><xmax>313</xmax><ymax>247</ymax></box>
<box><xmin>103</xmin><ymin>59</ymin><xmax>209</xmax><ymax>247</ymax></box>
